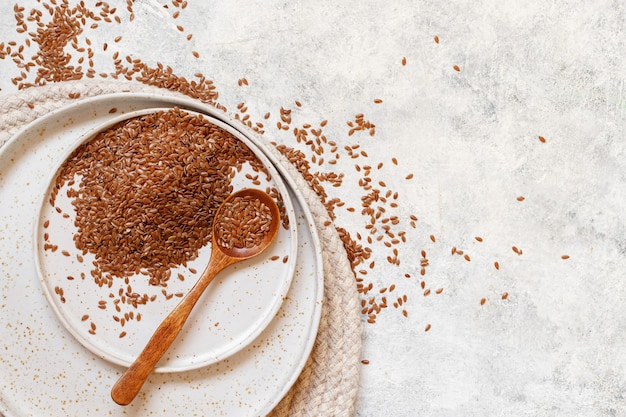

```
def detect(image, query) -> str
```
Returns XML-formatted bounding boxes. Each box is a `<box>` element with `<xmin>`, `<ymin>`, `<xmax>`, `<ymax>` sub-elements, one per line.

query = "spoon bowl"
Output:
<box><xmin>111</xmin><ymin>188</ymin><xmax>280</xmax><ymax>406</ymax></box>
<box><xmin>213</xmin><ymin>188</ymin><xmax>281</xmax><ymax>260</ymax></box>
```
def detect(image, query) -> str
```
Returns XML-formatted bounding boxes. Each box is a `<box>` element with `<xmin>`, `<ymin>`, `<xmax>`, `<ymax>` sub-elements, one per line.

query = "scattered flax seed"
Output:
<box><xmin>402</xmin><ymin>309</ymin><xmax>408</xmax><ymax>317</ymax></box>
<box><xmin>435</xmin><ymin>288</ymin><xmax>443</xmax><ymax>294</ymax></box>
<box><xmin>494</xmin><ymin>261</ymin><xmax>500</xmax><ymax>270</ymax></box>
<box><xmin>464</xmin><ymin>254</ymin><xmax>471</xmax><ymax>262</ymax></box>
<box><xmin>453</xmin><ymin>65</ymin><xmax>461</xmax><ymax>72</ymax></box>
<box><xmin>517</xmin><ymin>196</ymin><xmax>525</xmax><ymax>202</ymax></box>
<box><xmin>61</xmin><ymin>250</ymin><xmax>71</xmax><ymax>257</ymax></box>
<box><xmin>405</xmin><ymin>173</ymin><xmax>414</xmax><ymax>180</ymax></box>
<box><xmin>501</xmin><ymin>292</ymin><xmax>509</xmax><ymax>300</ymax></box>
<box><xmin>561</xmin><ymin>255</ymin><xmax>570</xmax><ymax>260</ymax></box>
<box><xmin>512</xmin><ymin>246</ymin><xmax>522</xmax><ymax>255</ymax></box>
<box><xmin>295</xmin><ymin>100</ymin><xmax>302</xmax><ymax>107</ymax></box>
<box><xmin>119</xmin><ymin>331</ymin><xmax>127</xmax><ymax>338</ymax></box>
<box><xmin>538</xmin><ymin>135</ymin><xmax>546</xmax><ymax>143</ymax></box>
<box><xmin>423</xmin><ymin>289</ymin><xmax>431</xmax><ymax>296</ymax></box>
<box><xmin>282</xmin><ymin>255</ymin><xmax>289</xmax><ymax>264</ymax></box>
<box><xmin>480</xmin><ymin>297</ymin><xmax>486</xmax><ymax>305</ymax></box>
<box><xmin>425</xmin><ymin>324</ymin><xmax>431</xmax><ymax>332</ymax></box>
<box><xmin>429</xmin><ymin>234</ymin><xmax>436</xmax><ymax>243</ymax></box>
<box><xmin>361</xmin><ymin>359</ymin><xmax>370</xmax><ymax>365</ymax></box>
<box><xmin>475</xmin><ymin>236</ymin><xmax>483</xmax><ymax>242</ymax></box>
<box><xmin>13</xmin><ymin>3</ymin><xmax>526</xmax><ymax>326</ymax></box>
<box><xmin>192</xmin><ymin>51</ymin><xmax>199</xmax><ymax>58</ymax></box>
<box><xmin>81</xmin><ymin>315</ymin><xmax>89</xmax><ymax>321</ymax></box>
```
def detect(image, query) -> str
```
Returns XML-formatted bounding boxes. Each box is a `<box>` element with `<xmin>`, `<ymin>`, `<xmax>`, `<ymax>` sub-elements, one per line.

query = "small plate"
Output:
<box><xmin>34</xmin><ymin>107</ymin><xmax>298</xmax><ymax>372</ymax></box>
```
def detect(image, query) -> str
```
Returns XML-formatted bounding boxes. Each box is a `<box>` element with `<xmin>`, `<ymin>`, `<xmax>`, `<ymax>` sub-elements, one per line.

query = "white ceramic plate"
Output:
<box><xmin>0</xmin><ymin>93</ymin><xmax>323</xmax><ymax>417</ymax></box>
<box><xmin>34</xmin><ymin>107</ymin><xmax>298</xmax><ymax>372</ymax></box>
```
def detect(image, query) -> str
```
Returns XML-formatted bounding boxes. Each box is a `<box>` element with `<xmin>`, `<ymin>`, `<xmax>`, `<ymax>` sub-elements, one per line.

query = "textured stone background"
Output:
<box><xmin>1</xmin><ymin>1</ymin><xmax>625</xmax><ymax>416</ymax></box>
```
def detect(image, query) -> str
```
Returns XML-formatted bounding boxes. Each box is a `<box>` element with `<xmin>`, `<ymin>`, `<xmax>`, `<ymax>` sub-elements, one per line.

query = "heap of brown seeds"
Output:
<box><xmin>51</xmin><ymin>108</ymin><xmax>268</xmax><ymax>288</ymax></box>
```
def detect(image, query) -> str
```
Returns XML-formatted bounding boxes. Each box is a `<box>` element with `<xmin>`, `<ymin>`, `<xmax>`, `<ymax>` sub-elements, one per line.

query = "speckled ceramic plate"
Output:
<box><xmin>0</xmin><ymin>93</ymin><xmax>323</xmax><ymax>417</ymax></box>
<box><xmin>34</xmin><ymin>107</ymin><xmax>298</xmax><ymax>373</ymax></box>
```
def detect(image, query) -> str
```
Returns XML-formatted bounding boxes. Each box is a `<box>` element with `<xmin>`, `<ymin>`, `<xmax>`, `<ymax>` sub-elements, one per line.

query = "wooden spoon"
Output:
<box><xmin>111</xmin><ymin>188</ymin><xmax>281</xmax><ymax>406</ymax></box>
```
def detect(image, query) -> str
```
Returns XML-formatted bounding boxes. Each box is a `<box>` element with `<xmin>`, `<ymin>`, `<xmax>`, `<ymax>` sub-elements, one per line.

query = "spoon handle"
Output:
<box><xmin>111</xmin><ymin>251</ymin><xmax>234</xmax><ymax>406</ymax></box>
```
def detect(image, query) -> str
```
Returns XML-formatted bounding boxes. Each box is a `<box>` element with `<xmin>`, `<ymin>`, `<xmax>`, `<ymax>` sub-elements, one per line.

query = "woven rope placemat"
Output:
<box><xmin>0</xmin><ymin>80</ymin><xmax>362</xmax><ymax>417</ymax></box>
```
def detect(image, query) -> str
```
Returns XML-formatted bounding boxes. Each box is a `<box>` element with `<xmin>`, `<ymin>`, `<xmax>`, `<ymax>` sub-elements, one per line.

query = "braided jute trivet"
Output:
<box><xmin>0</xmin><ymin>80</ymin><xmax>362</xmax><ymax>417</ymax></box>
